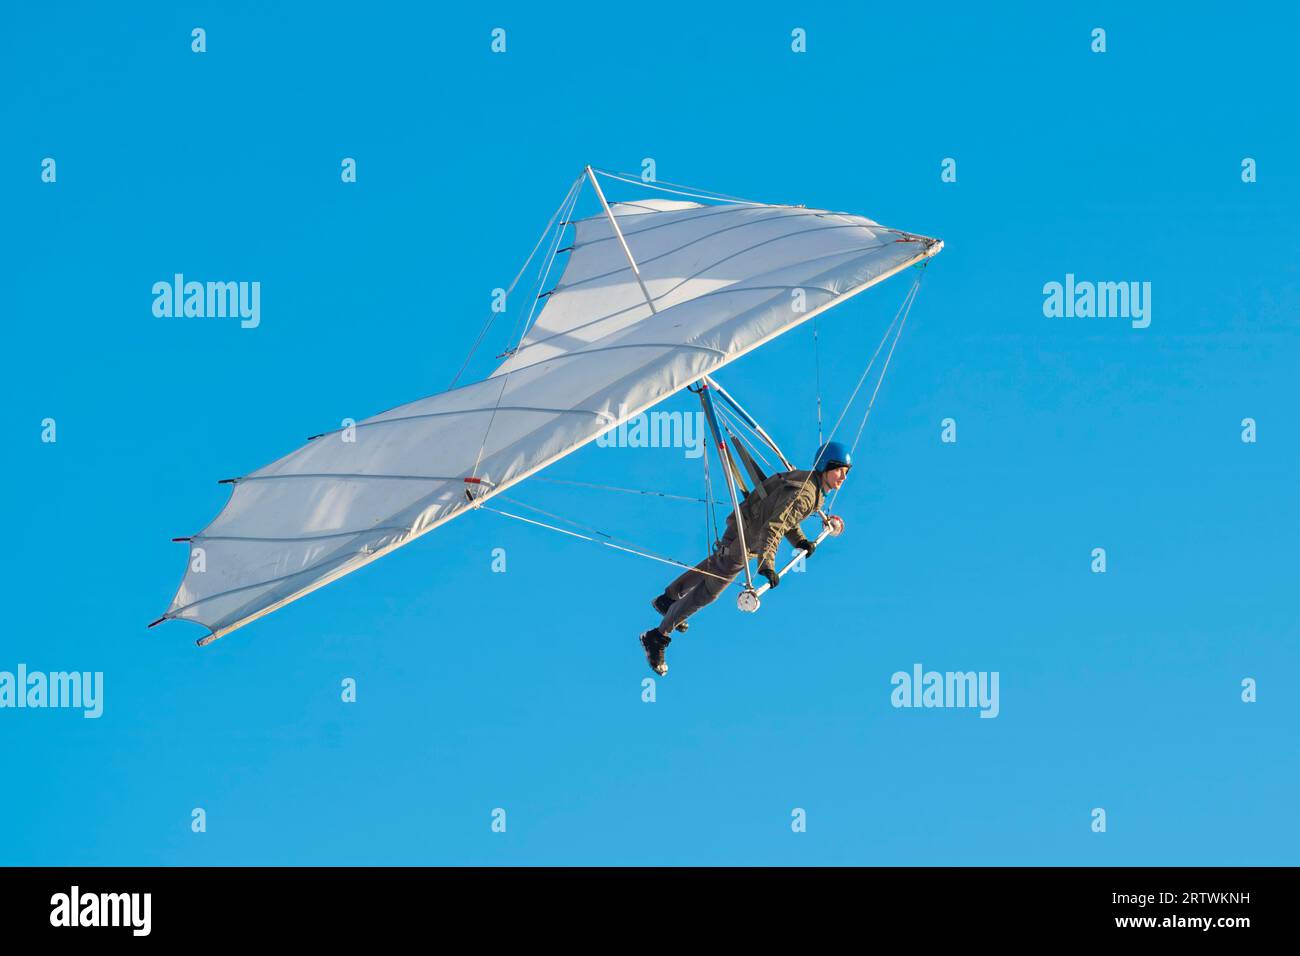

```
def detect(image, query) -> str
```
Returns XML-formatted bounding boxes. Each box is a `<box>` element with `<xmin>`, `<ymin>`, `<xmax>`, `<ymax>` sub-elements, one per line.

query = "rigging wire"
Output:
<box><xmin>588</xmin><ymin>167</ymin><xmax>791</xmax><ymax>208</ymax></box>
<box><xmin>448</xmin><ymin>170</ymin><xmax>586</xmax><ymax>389</ymax></box>
<box><xmin>828</xmin><ymin>265</ymin><xmax>927</xmax><ymax>512</ymax></box>
<box><xmin>758</xmin><ymin>269</ymin><xmax>927</xmax><ymax>521</ymax></box>
<box><xmin>528</xmin><ymin>475</ymin><xmax>727</xmax><ymax>505</ymax></box>
<box><xmin>812</xmin><ymin>315</ymin><xmax>824</xmax><ymax>446</ymax></box>
<box><xmin>506</xmin><ymin>176</ymin><xmax>585</xmax><ymax>356</ymax></box>
<box><xmin>469</xmin><ymin>178</ymin><xmax>586</xmax><ymax>482</ymax></box>
<box><xmin>715</xmin><ymin>403</ymin><xmax>776</xmax><ymax>474</ymax></box>
<box><xmin>700</xmin><ymin>432</ymin><xmax>720</xmax><ymax>550</ymax></box>
<box><xmin>514</xmin><ymin>175</ymin><xmax>585</xmax><ymax>347</ymax></box>
<box><xmin>816</xmin><ymin>274</ymin><xmax>920</xmax><ymax>455</ymax></box>
<box><xmin>479</xmin><ymin>500</ymin><xmax>736</xmax><ymax>583</ymax></box>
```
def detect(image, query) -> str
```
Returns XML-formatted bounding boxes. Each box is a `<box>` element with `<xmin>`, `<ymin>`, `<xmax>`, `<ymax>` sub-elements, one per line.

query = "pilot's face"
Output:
<box><xmin>821</xmin><ymin>466</ymin><xmax>848</xmax><ymax>491</ymax></box>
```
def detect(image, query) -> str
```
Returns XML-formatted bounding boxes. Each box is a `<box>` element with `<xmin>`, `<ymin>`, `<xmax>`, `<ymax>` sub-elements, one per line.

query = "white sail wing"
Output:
<box><xmin>162</xmin><ymin>190</ymin><xmax>941</xmax><ymax>644</ymax></box>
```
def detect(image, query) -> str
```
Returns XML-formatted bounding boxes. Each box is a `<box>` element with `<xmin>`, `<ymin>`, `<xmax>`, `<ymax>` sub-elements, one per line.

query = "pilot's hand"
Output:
<box><xmin>759</xmin><ymin>566</ymin><xmax>780</xmax><ymax>589</ymax></box>
<box><xmin>796</xmin><ymin>538</ymin><xmax>816</xmax><ymax>558</ymax></box>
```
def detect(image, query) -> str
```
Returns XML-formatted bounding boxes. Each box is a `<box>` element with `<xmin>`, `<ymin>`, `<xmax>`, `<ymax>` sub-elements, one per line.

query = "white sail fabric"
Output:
<box><xmin>163</xmin><ymin>192</ymin><xmax>941</xmax><ymax>644</ymax></box>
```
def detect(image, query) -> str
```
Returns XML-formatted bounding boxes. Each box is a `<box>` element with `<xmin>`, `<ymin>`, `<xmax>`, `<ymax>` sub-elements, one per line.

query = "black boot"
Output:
<box><xmin>640</xmin><ymin>629</ymin><xmax>671</xmax><ymax>676</ymax></box>
<box><xmin>650</xmin><ymin>593</ymin><xmax>689</xmax><ymax>632</ymax></box>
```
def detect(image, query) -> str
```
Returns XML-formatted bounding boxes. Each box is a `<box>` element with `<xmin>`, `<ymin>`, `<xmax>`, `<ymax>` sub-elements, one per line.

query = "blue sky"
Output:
<box><xmin>1</xmin><ymin>1</ymin><xmax>1296</xmax><ymax>865</ymax></box>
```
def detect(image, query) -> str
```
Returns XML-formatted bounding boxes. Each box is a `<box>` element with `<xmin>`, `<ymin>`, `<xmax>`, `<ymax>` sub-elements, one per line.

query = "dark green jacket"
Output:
<box><xmin>725</xmin><ymin>469</ymin><xmax>823</xmax><ymax>570</ymax></box>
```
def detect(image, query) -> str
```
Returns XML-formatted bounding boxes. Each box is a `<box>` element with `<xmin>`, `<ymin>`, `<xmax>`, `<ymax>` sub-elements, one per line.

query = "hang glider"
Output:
<box><xmin>153</xmin><ymin>167</ymin><xmax>942</xmax><ymax>646</ymax></box>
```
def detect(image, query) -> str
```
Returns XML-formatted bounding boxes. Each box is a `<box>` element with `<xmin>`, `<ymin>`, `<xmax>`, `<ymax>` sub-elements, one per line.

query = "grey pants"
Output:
<box><xmin>658</xmin><ymin>533</ymin><xmax>749</xmax><ymax>634</ymax></box>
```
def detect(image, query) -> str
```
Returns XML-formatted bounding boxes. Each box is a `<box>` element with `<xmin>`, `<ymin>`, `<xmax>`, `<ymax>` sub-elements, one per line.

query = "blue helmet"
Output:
<box><xmin>813</xmin><ymin>440</ymin><xmax>852</xmax><ymax>472</ymax></box>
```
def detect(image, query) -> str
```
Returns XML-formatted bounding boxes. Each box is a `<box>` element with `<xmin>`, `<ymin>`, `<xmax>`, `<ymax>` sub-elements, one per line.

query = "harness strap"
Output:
<box><xmin>730</xmin><ymin>431</ymin><xmax>770</xmax><ymax>498</ymax></box>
